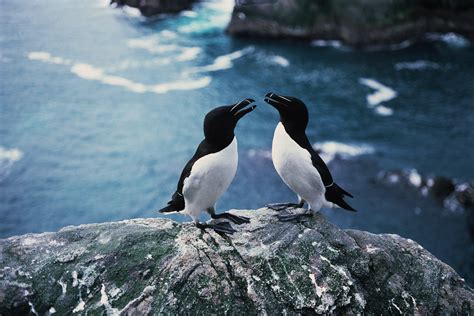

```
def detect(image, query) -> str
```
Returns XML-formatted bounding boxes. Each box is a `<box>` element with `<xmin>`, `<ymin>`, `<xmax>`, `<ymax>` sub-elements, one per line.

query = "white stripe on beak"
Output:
<box><xmin>230</xmin><ymin>99</ymin><xmax>251</xmax><ymax>113</ymax></box>
<box><xmin>279</xmin><ymin>95</ymin><xmax>292</xmax><ymax>102</ymax></box>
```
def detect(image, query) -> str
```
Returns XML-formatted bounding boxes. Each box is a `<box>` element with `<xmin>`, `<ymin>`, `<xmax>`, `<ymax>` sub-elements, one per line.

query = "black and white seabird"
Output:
<box><xmin>264</xmin><ymin>92</ymin><xmax>356</xmax><ymax>221</ymax></box>
<box><xmin>159</xmin><ymin>98</ymin><xmax>257</xmax><ymax>234</ymax></box>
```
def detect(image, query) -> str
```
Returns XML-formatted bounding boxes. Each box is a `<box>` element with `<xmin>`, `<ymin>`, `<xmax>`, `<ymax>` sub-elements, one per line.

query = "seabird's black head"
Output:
<box><xmin>204</xmin><ymin>98</ymin><xmax>256</xmax><ymax>145</ymax></box>
<box><xmin>264</xmin><ymin>92</ymin><xmax>309</xmax><ymax>131</ymax></box>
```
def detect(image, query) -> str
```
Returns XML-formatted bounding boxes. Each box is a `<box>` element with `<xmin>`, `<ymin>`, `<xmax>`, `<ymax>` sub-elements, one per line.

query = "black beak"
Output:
<box><xmin>264</xmin><ymin>92</ymin><xmax>292</xmax><ymax>111</ymax></box>
<box><xmin>231</xmin><ymin>98</ymin><xmax>257</xmax><ymax>120</ymax></box>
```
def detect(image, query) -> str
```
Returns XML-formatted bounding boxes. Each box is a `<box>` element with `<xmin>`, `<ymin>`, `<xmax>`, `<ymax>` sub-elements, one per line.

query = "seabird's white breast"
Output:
<box><xmin>182</xmin><ymin>137</ymin><xmax>238</xmax><ymax>220</ymax></box>
<box><xmin>272</xmin><ymin>122</ymin><xmax>325</xmax><ymax>211</ymax></box>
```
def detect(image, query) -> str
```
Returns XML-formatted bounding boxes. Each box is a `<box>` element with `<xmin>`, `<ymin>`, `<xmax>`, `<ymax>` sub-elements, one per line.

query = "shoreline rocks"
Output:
<box><xmin>111</xmin><ymin>0</ymin><xmax>196</xmax><ymax>17</ymax></box>
<box><xmin>226</xmin><ymin>0</ymin><xmax>474</xmax><ymax>47</ymax></box>
<box><xmin>1</xmin><ymin>208</ymin><xmax>473</xmax><ymax>314</ymax></box>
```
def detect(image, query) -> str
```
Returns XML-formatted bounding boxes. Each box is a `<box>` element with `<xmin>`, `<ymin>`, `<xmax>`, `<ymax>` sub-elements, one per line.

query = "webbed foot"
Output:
<box><xmin>196</xmin><ymin>221</ymin><xmax>237</xmax><ymax>236</ymax></box>
<box><xmin>266</xmin><ymin>202</ymin><xmax>303</xmax><ymax>212</ymax></box>
<box><xmin>277</xmin><ymin>212</ymin><xmax>313</xmax><ymax>222</ymax></box>
<box><xmin>211</xmin><ymin>212</ymin><xmax>250</xmax><ymax>225</ymax></box>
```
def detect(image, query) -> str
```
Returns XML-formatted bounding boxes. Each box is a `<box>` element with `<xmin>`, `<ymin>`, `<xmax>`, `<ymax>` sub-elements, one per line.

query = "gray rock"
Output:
<box><xmin>111</xmin><ymin>0</ymin><xmax>196</xmax><ymax>17</ymax></box>
<box><xmin>1</xmin><ymin>208</ymin><xmax>473</xmax><ymax>314</ymax></box>
<box><xmin>226</xmin><ymin>0</ymin><xmax>474</xmax><ymax>47</ymax></box>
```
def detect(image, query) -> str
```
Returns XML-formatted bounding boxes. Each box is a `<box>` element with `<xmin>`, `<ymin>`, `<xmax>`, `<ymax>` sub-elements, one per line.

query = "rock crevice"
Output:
<box><xmin>0</xmin><ymin>209</ymin><xmax>473</xmax><ymax>314</ymax></box>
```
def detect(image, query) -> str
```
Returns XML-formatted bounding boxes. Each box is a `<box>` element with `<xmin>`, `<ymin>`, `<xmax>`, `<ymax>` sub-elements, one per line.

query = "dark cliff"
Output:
<box><xmin>111</xmin><ymin>0</ymin><xmax>196</xmax><ymax>17</ymax></box>
<box><xmin>226</xmin><ymin>0</ymin><xmax>474</xmax><ymax>47</ymax></box>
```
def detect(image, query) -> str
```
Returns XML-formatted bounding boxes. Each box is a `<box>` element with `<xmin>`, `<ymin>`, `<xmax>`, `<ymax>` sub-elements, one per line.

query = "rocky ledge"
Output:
<box><xmin>111</xmin><ymin>0</ymin><xmax>196</xmax><ymax>17</ymax></box>
<box><xmin>227</xmin><ymin>0</ymin><xmax>474</xmax><ymax>47</ymax></box>
<box><xmin>1</xmin><ymin>208</ymin><xmax>473</xmax><ymax>314</ymax></box>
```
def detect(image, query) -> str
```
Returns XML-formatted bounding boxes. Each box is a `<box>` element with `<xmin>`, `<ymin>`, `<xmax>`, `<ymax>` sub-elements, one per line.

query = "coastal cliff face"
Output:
<box><xmin>111</xmin><ymin>0</ymin><xmax>196</xmax><ymax>17</ymax></box>
<box><xmin>1</xmin><ymin>208</ymin><xmax>473</xmax><ymax>315</ymax></box>
<box><xmin>226</xmin><ymin>0</ymin><xmax>474</xmax><ymax>46</ymax></box>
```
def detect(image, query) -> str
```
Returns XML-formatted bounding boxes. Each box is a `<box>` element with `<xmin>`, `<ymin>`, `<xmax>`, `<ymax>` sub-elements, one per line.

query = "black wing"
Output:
<box><xmin>159</xmin><ymin>139</ymin><xmax>218</xmax><ymax>213</ymax></box>
<box><xmin>307</xmin><ymin>143</ymin><xmax>356</xmax><ymax>212</ymax></box>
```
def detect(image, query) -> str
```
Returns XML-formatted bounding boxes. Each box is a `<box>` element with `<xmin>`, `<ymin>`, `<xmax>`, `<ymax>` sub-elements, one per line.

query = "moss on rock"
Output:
<box><xmin>1</xmin><ymin>209</ymin><xmax>473</xmax><ymax>314</ymax></box>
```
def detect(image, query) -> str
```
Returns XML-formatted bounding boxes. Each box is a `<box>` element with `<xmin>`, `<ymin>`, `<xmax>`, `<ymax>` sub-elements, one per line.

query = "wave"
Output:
<box><xmin>185</xmin><ymin>46</ymin><xmax>254</xmax><ymax>74</ymax></box>
<box><xmin>127</xmin><ymin>36</ymin><xmax>201</xmax><ymax>61</ymax></box>
<box><xmin>28</xmin><ymin>51</ymin><xmax>71</xmax><ymax>65</ymax></box>
<box><xmin>377</xmin><ymin>169</ymin><xmax>473</xmax><ymax>213</ymax></box>
<box><xmin>107</xmin><ymin>58</ymin><xmax>172</xmax><ymax>72</ymax></box>
<box><xmin>178</xmin><ymin>0</ymin><xmax>233</xmax><ymax>34</ymax></box>
<box><xmin>29</xmin><ymin>51</ymin><xmax>211</xmax><ymax>94</ymax></box>
<box><xmin>0</xmin><ymin>147</ymin><xmax>23</xmax><ymax>181</ymax></box>
<box><xmin>71</xmin><ymin>63</ymin><xmax>211</xmax><ymax>94</ymax></box>
<box><xmin>96</xmin><ymin>0</ymin><xmax>110</xmax><ymax>8</ymax></box>
<box><xmin>175</xmin><ymin>47</ymin><xmax>202</xmax><ymax>62</ymax></box>
<box><xmin>159</xmin><ymin>30</ymin><xmax>177</xmax><ymax>39</ymax></box>
<box><xmin>205</xmin><ymin>0</ymin><xmax>234</xmax><ymax>13</ymax></box>
<box><xmin>269</xmin><ymin>55</ymin><xmax>290</xmax><ymax>67</ymax></box>
<box><xmin>310</xmin><ymin>40</ymin><xmax>343</xmax><ymax>48</ymax></box>
<box><xmin>395</xmin><ymin>60</ymin><xmax>441</xmax><ymax>71</ymax></box>
<box><xmin>127</xmin><ymin>37</ymin><xmax>179</xmax><ymax>54</ymax></box>
<box><xmin>426</xmin><ymin>32</ymin><xmax>470</xmax><ymax>47</ymax></box>
<box><xmin>247</xmin><ymin>141</ymin><xmax>374</xmax><ymax>164</ymax></box>
<box><xmin>247</xmin><ymin>149</ymin><xmax>272</xmax><ymax>160</ymax></box>
<box><xmin>149</xmin><ymin>76</ymin><xmax>211</xmax><ymax>94</ymax></box>
<box><xmin>121</xmin><ymin>5</ymin><xmax>141</xmax><ymax>18</ymax></box>
<box><xmin>71</xmin><ymin>63</ymin><xmax>147</xmax><ymax>92</ymax></box>
<box><xmin>180</xmin><ymin>10</ymin><xmax>198</xmax><ymax>18</ymax></box>
<box><xmin>374</xmin><ymin>105</ymin><xmax>393</xmax><ymax>116</ymax></box>
<box><xmin>359</xmin><ymin>78</ymin><xmax>397</xmax><ymax>109</ymax></box>
<box><xmin>314</xmin><ymin>141</ymin><xmax>375</xmax><ymax>163</ymax></box>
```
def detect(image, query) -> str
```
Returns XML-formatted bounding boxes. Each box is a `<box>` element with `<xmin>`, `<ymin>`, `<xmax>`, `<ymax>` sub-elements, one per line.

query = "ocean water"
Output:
<box><xmin>1</xmin><ymin>0</ymin><xmax>474</xmax><ymax>283</ymax></box>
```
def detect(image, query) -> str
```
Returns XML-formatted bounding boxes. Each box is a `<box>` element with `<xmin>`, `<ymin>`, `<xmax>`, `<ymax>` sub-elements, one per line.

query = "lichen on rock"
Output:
<box><xmin>1</xmin><ymin>208</ymin><xmax>473</xmax><ymax>314</ymax></box>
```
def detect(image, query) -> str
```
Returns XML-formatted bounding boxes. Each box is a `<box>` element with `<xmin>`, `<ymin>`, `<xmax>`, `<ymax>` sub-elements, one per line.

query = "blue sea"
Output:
<box><xmin>1</xmin><ymin>0</ymin><xmax>473</xmax><ymax>284</ymax></box>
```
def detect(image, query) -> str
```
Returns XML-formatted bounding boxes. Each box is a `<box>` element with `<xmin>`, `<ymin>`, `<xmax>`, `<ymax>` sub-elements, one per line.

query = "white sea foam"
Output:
<box><xmin>121</xmin><ymin>5</ymin><xmax>141</xmax><ymax>17</ymax></box>
<box><xmin>206</xmin><ymin>0</ymin><xmax>234</xmax><ymax>12</ymax></box>
<box><xmin>71</xmin><ymin>62</ymin><xmax>210</xmax><ymax>93</ymax></box>
<box><xmin>269</xmin><ymin>55</ymin><xmax>290</xmax><ymax>67</ymax></box>
<box><xmin>96</xmin><ymin>0</ymin><xmax>110</xmax><ymax>8</ymax></box>
<box><xmin>426</xmin><ymin>32</ymin><xmax>470</xmax><ymax>47</ymax></box>
<box><xmin>149</xmin><ymin>76</ymin><xmax>211</xmax><ymax>94</ymax></box>
<box><xmin>159</xmin><ymin>30</ymin><xmax>177</xmax><ymax>39</ymax></box>
<box><xmin>186</xmin><ymin>46</ymin><xmax>254</xmax><ymax>74</ymax></box>
<box><xmin>107</xmin><ymin>58</ymin><xmax>172</xmax><ymax>72</ymax></box>
<box><xmin>175</xmin><ymin>47</ymin><xmax>202</xmax><ymax>61</ymax></box>
<box><xmin>180</xmin><ymin>10</ymin><xmax>198</xmax><ymax>18</ymax></box>
<box><xmin>395</xmin><ymin>60</ymin><xmax>440</xmax><ymax>71</ymax></box>
<box><xmin>29</xmin><ymin>51</ymin><xmax>210</xmax><ymax>94</ymax></box>
<box><xmin>0</xmin><ymin>147</ymin><xmax>23</xmax><ymax>181</ymax></box>
<box><xmin>178</xmin><ymin>0</ymin><xmax>233</xmax><ymax>34</ymax></box>
<box><xmin>247</xmin><ymin>149</ymin><xmax>272</xmax><ymax>159</ymax></box>
<box><xmin>314</xmin><ymin>141</ymin><xmax>375</xmax><ymax>163</ymax></box>
<box><xmin>311</xmin><ymin>40</ymin><xmax>342</xmax><ymax>48</ymax></box>
<box><xmin>127</xmin><ymin>37</ymin><xmax>178</xmax><ymax>54</ymax></box>
<box><xmin>248</xmin><ymin>141</ymin><xmax>374</xmax><ymax>163</ymax></box>
<box><xmin>374</xmin><ymin>105</ymin><xmax>393</xmax><ymax>116</ymax></box>
<box><xmin>0</xmin><ymin>147</ymin><xmax>23</xmax><ymax>164</ymax></box>
<box><xmin>28</xmin><ymin>51</ymin><xmax>71</xmax><ymax>65</ymax></box>
<box><xmin>127</xmin><ymin>37</ymin><xmax>200</xmax><ymax>61</ymax></box>
<box><xmin>408</xmin><ymin>169</ymin><xmax>422</xmax><ymax>187</ymax></box>
<box><xmin>359</xmin><ymin>78</ymin><xmax>397</xmax><ymax>107</ymax></box>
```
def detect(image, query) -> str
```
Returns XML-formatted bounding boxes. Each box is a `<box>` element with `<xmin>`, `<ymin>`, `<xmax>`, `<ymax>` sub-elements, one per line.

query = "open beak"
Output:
<box><xmin>231</xmin><ymin>98</ymin><xmax>257</xmax><ymax>120</ymax></box>
<box><xmin>264</xmin><ymin>92</ymin><xmax>292</xmax><ymax>111</ymax></box>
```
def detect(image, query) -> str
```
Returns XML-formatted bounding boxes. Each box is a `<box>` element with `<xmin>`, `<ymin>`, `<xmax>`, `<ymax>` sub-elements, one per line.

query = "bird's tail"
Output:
<box><xmin>158</xmin><ymin>192</ymin><xmax>184</xmax><ymax>214</ymax></box>
<box><xmin>325</xmin><ymin>183</ymin><xmax>357</xmax><ymax>212</ymax></box>
<box><xmin>158</xmin><ymin>203</ymin><xmax>178</xmax><ymax>214</ymax></box>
